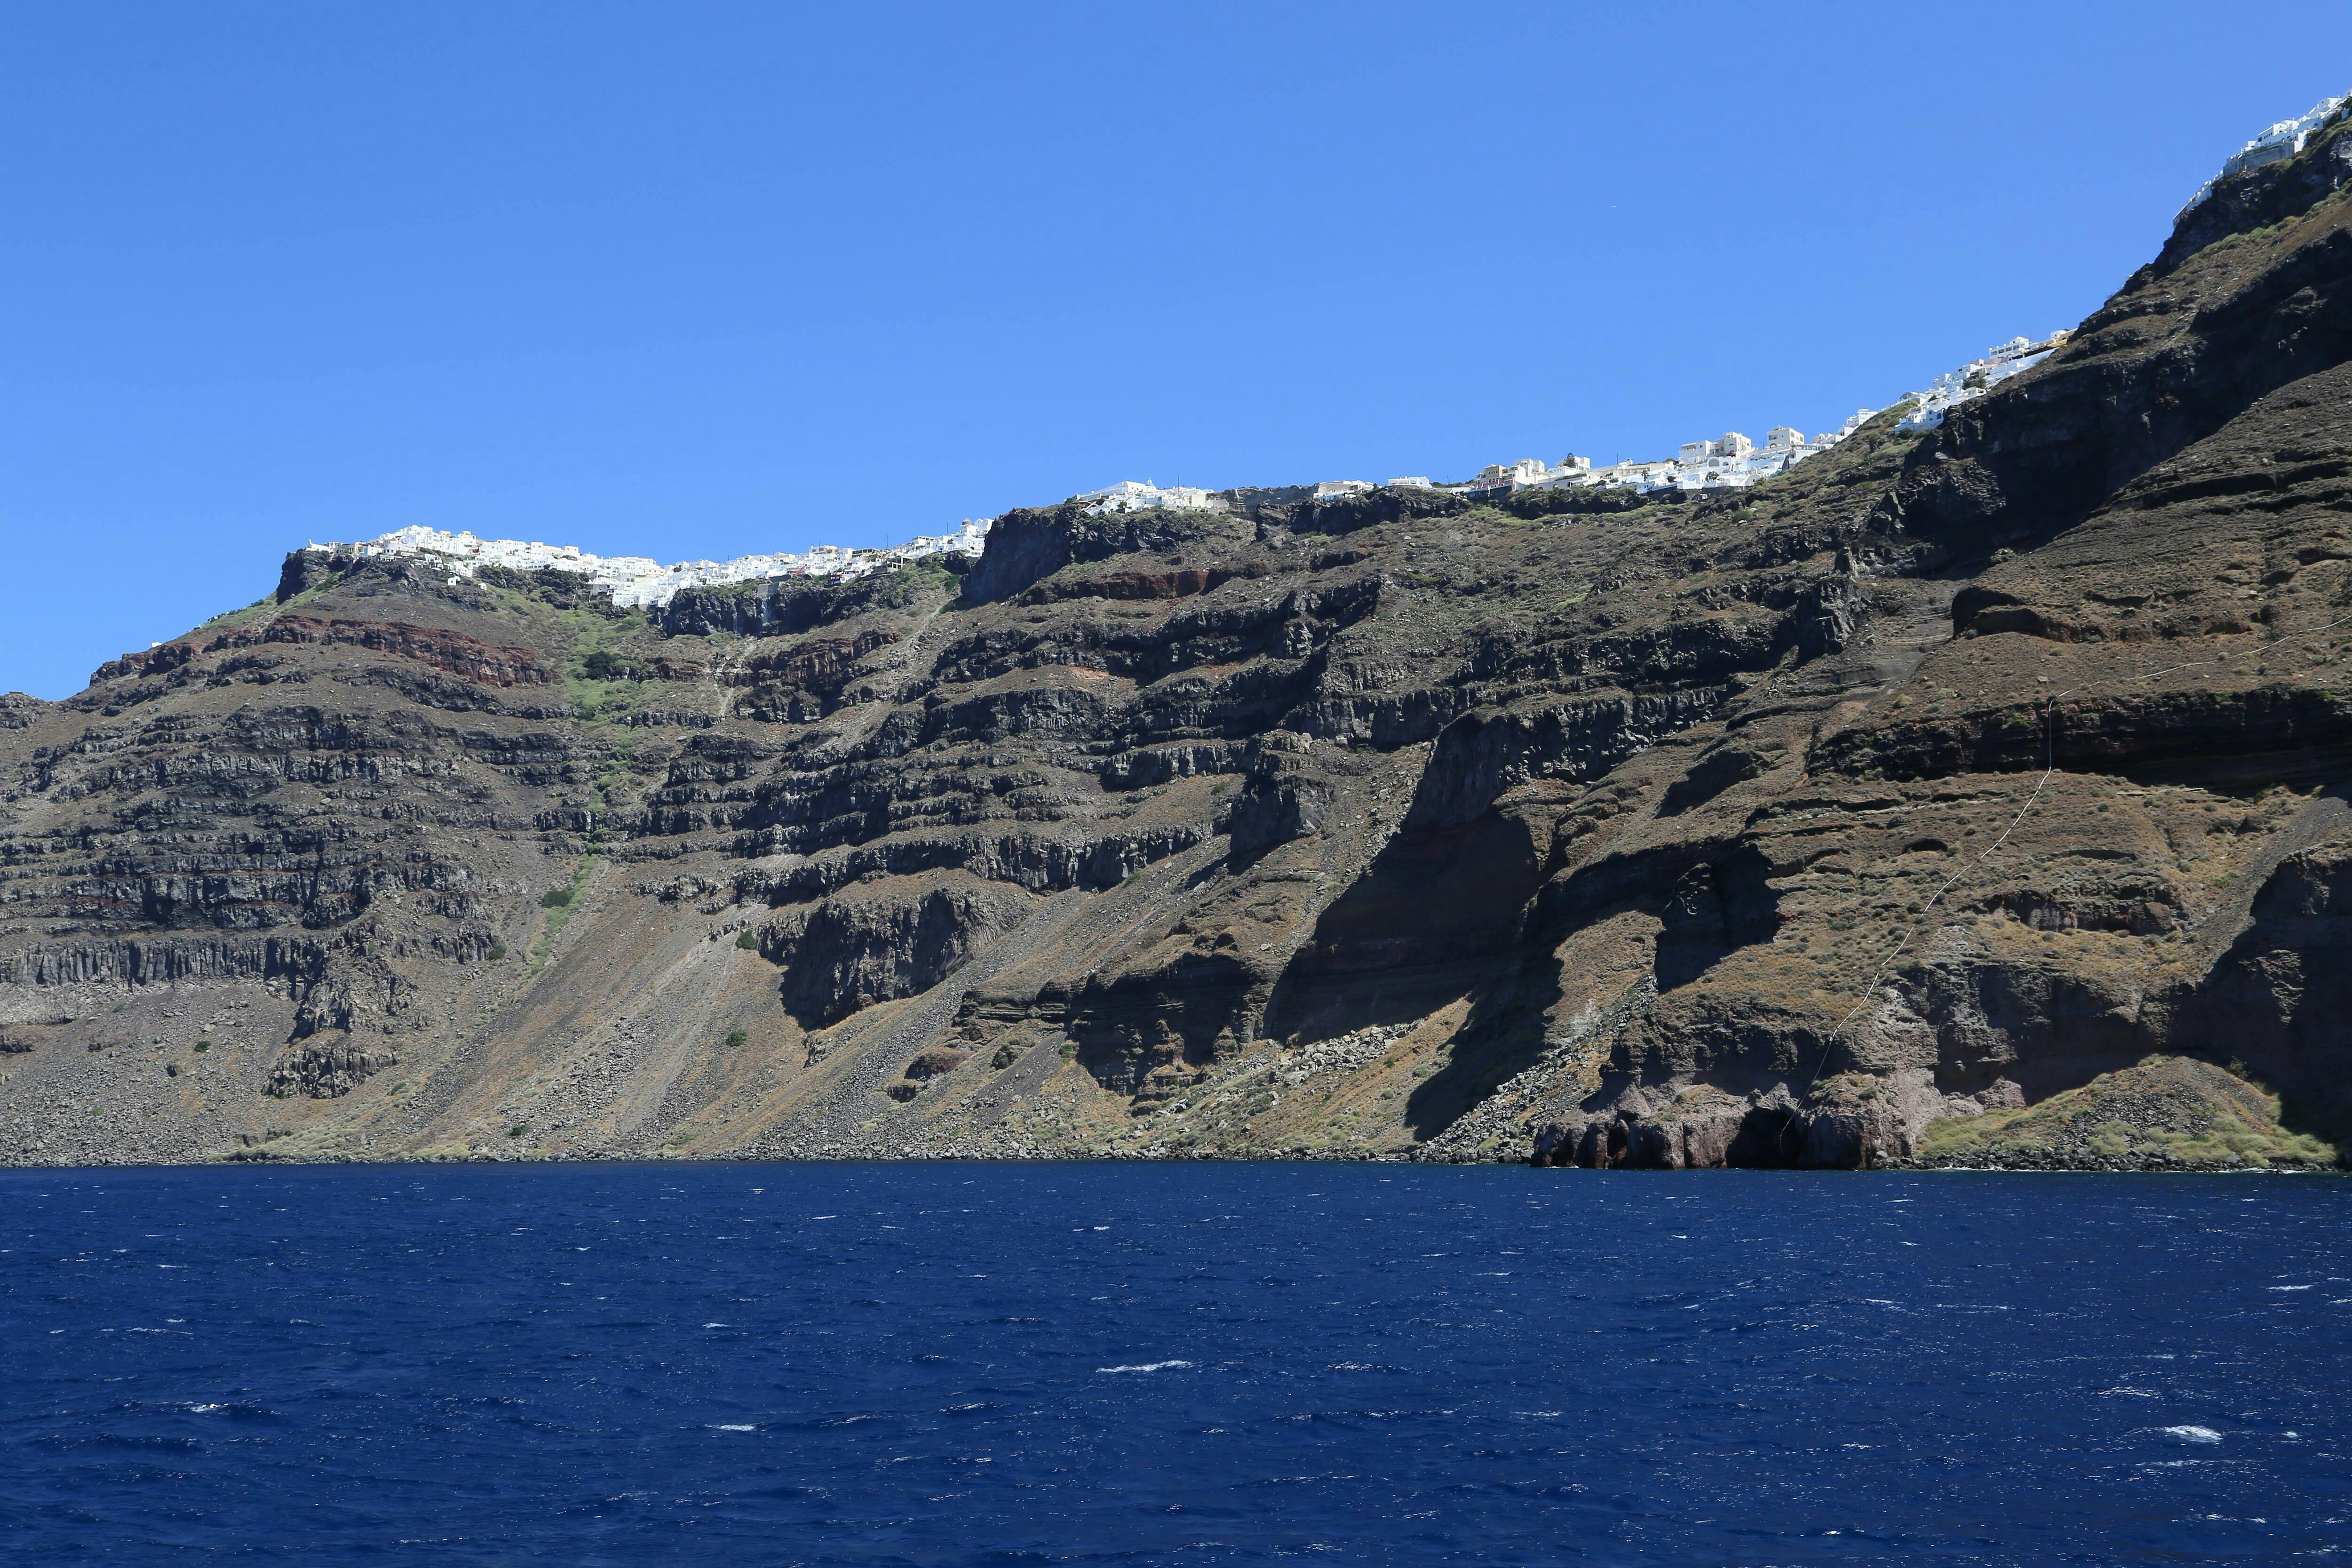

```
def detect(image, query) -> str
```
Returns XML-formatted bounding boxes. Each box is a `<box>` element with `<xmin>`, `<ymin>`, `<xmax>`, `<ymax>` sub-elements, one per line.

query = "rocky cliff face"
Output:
<box><xmin>8</xmin><ymin>125</ymin><xmax>2352</xmax><ymax>1169</ymax></box>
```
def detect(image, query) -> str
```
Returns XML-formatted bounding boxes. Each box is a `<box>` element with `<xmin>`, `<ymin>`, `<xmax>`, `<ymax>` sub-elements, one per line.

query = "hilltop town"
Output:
<box><xmin>323</xmin><ymin>332</ymin><xmax>2073</xmax><ymax>612</ymax></box>
<box><xmin>2180</xmin><ymin>88</ymin><xmax>2352</xmax><ymax>215</ymax></box>
<box><xmin>321</xmin><ymin>518</ymin><xmax>995</xmax><ymax>610</ymax></box>
<box><xmin>1437</xmin><ymin>330</ymin><xmax>2072</xmax><ymax>499</ymax></box>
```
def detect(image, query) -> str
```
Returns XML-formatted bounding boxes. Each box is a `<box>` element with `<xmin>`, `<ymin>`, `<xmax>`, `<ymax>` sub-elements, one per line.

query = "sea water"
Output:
<box><xmin>2</xmin><ymin>1162</ymin><xmax>2342</xmax><ymax>1565</ymax></box>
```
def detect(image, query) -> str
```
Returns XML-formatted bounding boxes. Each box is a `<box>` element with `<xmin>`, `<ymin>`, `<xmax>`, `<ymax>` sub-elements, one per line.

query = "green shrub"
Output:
<box><xmin>486</xmin><ymin>942</ymin><xmax>508</xmax><ymax>961</ymax></box>
<box><xmin>735</xmin><ymin>930</ymin><xmax>759</xmax><ymax>951</ymax></box>
<box><xmin>194</xmin><ymin>1041</ymin><xmax>210</xmax><ymax>1052</ymax></box>
<box><xmin>540</xmin><ymin>888</ymin><xmax>572</xmax><ymax>909</ymax></box>
<box><xmin>724</xmin><ymin>1028</ymin><xmax>748</xmax><ymax>1048</ymax></box>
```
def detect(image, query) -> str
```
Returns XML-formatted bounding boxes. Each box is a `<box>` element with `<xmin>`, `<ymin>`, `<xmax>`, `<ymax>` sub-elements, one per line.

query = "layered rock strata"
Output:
<box><xmin>7</xmin><ymin>122</ymin><xmax>2352</xmax><ymax>1167</ymax></box>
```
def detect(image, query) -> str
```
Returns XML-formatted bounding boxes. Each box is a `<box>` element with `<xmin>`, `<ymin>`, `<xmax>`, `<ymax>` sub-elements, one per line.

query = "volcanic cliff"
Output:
<box><xmin>7</xmin><ymin>118</ymin><xmax>2352</xmax><ymax>1170</ymax></box>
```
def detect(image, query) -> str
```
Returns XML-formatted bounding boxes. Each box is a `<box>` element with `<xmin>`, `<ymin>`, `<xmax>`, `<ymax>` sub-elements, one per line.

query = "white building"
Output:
<box><xmin>2181</xmin><ymin>90</ymin><xmax>2352</xmax><ymax>216</ymax></box>
<box><xmin>319</xmin><ymin>514</ymin><xmax>995</xmax><ymax>610</ymax></box>
<box><xmin>1896</xmin><ymin>332</ymin><xmax>2072</xmax><ymax>432</ymax></box>
<box><xmin>1820</xmin><ymin>409</ymin><xmax>1874</xmax><ymax>445</ymax></box>
<box><xmin>1520</xmin><ymin>456</ymin><xmax>1595</xmax><ymax>490</ymax></box>
<box><xmin>1080</xmin><ymin>481</ymin><xmax>1221</xmax><ymax>516</ymax></box>
<box><xmin>1594</xmin><ymin>460</ymin><xmax>1676</xmax><ymax>486</ymax></box>
<box><xmin>1314</xmin><ymin>480</ymin><xmax>1378</xmax><ymax>501</ymax></box>
<box><xmin>1464</xmin><ymin>454</ymin><xmax>1597</xmax><ymax>492</ymax></box>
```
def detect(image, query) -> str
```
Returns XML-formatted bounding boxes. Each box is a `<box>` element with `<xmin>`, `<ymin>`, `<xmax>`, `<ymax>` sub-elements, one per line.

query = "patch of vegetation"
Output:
<box><xmin>2187</xmin><ymin>216</ymin><xmax>2292</xmax><ymax>267</ymax></box>
<box><xmin>196</xmin><ymin>596</ymin><xmax>276</xmax><ymax>633</ymax></box>
<box><xmin>193</xmin><ymin>1040</ymin><xmax>210</xmax><ymax>1053</ymax></box>
<box><xmin>557</xmin><ymin>605</ymin><xmax>658</xmax><ymax>726</ymax></box>
<box><xmin>277</xmin><ymin>571</ymin><xmax>344</xmax><ymax>608</ymax></box>
<box><xmin>724</xmin><ymin>1028</ymin><xmax>748</xmax><ymax>1049</ymax></box>
<box><xmin>1917</xmin><ymin>1055</ymin><xmax>2338</xmax><ymax>1169</ymax></box>
<box><xmin>585</xmin><ymin>736</ymin><xmax>641</xmax><ymax>833</ymax></box>
<box><xmin>508</xmin><ymin>1124</ymin><xmax>529</xmax><ymax>1139</ymax></box>
<box><xmin>581</xmin><ymin>649</ymin><xmax>636</xmax><ymax>681</ymax></box>
<box><xmin>528</xmin><ymin>854</ymin><xmax>598</xmax><ymax>972</ymax></box>
<box><xmin>735</xmin><ymin>930</ymin><xmax>760</xmax><ymax>951</ymax></box>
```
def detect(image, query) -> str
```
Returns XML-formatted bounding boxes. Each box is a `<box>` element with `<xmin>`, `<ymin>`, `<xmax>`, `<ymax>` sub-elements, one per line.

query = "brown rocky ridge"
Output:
<box><xmin>8</xmin><ymin>116</ymin><xmax>2352</xmax><ymax>1169</ymax></box>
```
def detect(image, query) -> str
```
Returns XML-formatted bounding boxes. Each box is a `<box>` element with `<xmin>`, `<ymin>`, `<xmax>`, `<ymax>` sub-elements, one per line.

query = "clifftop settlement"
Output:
<box><xmin>315</xmin><ymin>327</ymin><xmax>2075</xmax><ymax>616</ymax></box>
<box><xmin>284</xmin><ymin>97</ymin><xmax>2344</xmax><ymax>624</ymax></box>
<box><xmin>319</xmin><ymin>518</ymin><xmax>995</xmax><ymax>610</ymax></box>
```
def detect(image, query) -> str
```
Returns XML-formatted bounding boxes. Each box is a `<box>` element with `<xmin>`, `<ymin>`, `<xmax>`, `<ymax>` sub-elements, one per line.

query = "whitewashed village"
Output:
<box><xmin>314</xmin><ymin>330</ymin><xmax>2077</xmax><ymax>613</ymax></box>
<box><xmin>277</xmin><ymin>95</ymin><xmax>2352</xmax><ymax>614</ymax></box>
<box><xmin>327</xmin><ymin>518</ymin><xmax>995</xmax><ymax>611</ymax></box>
<box><xmin>2178</xmin><ymin>88</ymin><xmax>2351</xmax><ymax>215</ymax></box>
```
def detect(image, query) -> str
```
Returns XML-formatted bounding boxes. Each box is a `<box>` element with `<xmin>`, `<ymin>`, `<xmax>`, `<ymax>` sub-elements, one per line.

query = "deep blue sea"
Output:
<box><xmin>2</xmin><ymin>1163</ymin><xmax>2344</xmax><ymax>1566</ymax></box>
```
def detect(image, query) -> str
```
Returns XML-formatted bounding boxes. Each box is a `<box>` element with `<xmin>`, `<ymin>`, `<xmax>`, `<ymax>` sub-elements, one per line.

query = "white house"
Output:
<box><xmin>1896</xmin><ymin>333</ymin><xmax>2071</xmax><ymax>432</ymax></box>
<box><xmin>324</xmin><ymin>510</ymin><xmax>995</xmax><ymax>611</ymax></box>
<box><xmin>1080</xmin><ymin>481</ymin><xmax>1220</xmax><ymax>516</ymax></box>
<box><xmin>2181</xmin><ymin>90</ymin><xmax>2352</xmax><ymax>215</ymax></box>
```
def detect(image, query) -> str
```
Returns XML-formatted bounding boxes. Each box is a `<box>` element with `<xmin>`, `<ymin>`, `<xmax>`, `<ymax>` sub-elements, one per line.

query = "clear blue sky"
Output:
<box><xmin>6</xmin><ymin>1</ymin><xmax>2350</xmax><ymax>699</ymax></box>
